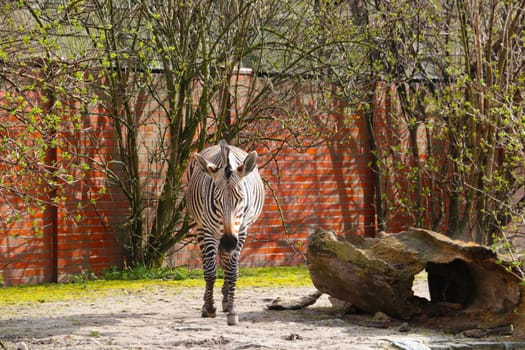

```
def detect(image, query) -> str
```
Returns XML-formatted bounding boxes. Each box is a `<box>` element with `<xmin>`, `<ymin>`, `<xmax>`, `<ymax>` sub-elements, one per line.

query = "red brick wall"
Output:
<box><xmin>243</xmin><ymin>128</ymin><xmax>376</xmax><ymax>267</ymax></box>
<box><xmin>0</xmin><ymin>88</ymin><xmax>55</xmax><ymax>285</ymax></box>
<box><xmin>54</xmin><ymin>107</ymin><xmax>129</xmax><ymax>282</ymax></box>
<box><xmin>167</xmin><ymin>75</ymin><xmax>378</xmax><ymax>269</ymax></box>
<box><xmin>0</xmin><ymin>73</ymin><xmax>416</xmax><ymax>286</ymax></box>
<box><xmin>0</xmin><ymin>93</ymin><xmax>129</xmax><ymax>285</ymax></box>
<box><xmin>161</xmin><ymin>118</ymin><xmax>377</xmax><ymax>270</ymax></box>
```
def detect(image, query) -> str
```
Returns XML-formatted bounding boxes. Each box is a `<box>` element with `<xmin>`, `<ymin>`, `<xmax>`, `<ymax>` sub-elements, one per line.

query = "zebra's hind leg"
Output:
<box><xmin>221</xmin><ymin>277</ymin><xmax>230</xmax><ymax>313</ymax></box>
<box><xmin>220</xmin><ymin>249</ymin><xmax>240</xmax><ymax>325</ymax></box>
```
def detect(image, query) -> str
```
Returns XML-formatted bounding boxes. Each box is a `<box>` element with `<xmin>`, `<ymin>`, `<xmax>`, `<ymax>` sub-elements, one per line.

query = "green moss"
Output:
<box><xmin>0</xmin><ymin>279</ymin><xmax>167</xmax><ymax>305</ymax></box>
<box><xmin>0</xmin><ymin>266</ymin><xmax>312</xmax><ymax>305</ymax></box>
<box><xmin>238</xmin><ymin>266</ymin><xmax>312</xmax><ymax>287</ymax></box>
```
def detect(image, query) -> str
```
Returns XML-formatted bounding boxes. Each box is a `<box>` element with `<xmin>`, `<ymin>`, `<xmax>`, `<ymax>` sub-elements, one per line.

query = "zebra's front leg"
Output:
<box><xmin>221</xmin><ymin>249</ymin><xmax>240</xmax><ymax>325</ymax></box>
<box><xmin>201</xmin><ymin>242</ymin><xmax>217</xmax><ymax>318</ymax></box>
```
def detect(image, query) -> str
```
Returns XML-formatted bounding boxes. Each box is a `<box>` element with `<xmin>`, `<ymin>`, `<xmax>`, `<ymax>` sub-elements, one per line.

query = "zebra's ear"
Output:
<box><xmin>194</xmin><ymin>153</ymin><xmax>219</xmax><ymax>177</ymax></box>
<box><xmin>237</xmin><ymin>151</ymin><xmax>258</xmax><ymax>178</ymax></box>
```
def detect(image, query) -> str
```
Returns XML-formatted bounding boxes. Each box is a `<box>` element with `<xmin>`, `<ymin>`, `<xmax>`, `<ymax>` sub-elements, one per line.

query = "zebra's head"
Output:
<box><xmin>193</xmin><ymin>140</ymin><xmax>258</xmax><ymax>251</ymax></box>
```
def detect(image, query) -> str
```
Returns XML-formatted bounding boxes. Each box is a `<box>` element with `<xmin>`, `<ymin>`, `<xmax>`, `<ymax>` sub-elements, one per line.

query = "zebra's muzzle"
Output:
<box><xmin>219</xmin><ymin>234</ymin><xmax>238</xmax><ymax>252</ymax></box>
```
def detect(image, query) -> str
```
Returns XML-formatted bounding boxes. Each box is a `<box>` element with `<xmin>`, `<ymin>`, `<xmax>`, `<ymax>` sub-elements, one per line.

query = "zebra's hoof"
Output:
<box><xmin>227</xmin><ymin>313</ymin><xmax>239</xmax><ymax>325</ymax></box>
<box><xmin>202</xmin><ymin>306</ymin><xmax>217</xmax><ymax>318</ymax></box>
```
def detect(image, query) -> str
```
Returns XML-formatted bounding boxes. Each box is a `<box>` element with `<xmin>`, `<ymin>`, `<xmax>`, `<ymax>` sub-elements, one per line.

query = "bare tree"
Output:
<box><xmin>339</xmin><ymin>0</ymin><xmax>524</xmax><ymax>249</ymax></box>
<box><xmin>77</xmin><ymin>0</ymin><xmax>340</xmax><ymax>266</ymax></box>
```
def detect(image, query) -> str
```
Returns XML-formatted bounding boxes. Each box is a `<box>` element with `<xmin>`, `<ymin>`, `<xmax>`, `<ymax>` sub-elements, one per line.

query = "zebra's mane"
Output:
<box><xmin>220</xmin><ymin>140</ymin><xmax>233</xmax><ymax>179</ymax></box>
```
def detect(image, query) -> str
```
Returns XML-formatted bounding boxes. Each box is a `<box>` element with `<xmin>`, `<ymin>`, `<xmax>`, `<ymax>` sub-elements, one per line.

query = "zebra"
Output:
<box><xmin>186</xmin><ymin>140</ymin><xmax>265</xmax><ymax>325</ymax></box>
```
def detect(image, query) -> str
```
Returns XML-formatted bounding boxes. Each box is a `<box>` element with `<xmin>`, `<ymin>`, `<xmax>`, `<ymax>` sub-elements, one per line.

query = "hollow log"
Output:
<box><xmin>306</xmin><ymin>228</ymin><xmax>525</xmax><ymax>334</ymax></box>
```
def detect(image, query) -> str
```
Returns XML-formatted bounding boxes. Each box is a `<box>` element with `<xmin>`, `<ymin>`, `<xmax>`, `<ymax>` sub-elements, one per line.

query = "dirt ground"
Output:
<box><xmin>0</xmin><ymin>282</ymin><xmax>521</xmax><ymax>350</ymax></box>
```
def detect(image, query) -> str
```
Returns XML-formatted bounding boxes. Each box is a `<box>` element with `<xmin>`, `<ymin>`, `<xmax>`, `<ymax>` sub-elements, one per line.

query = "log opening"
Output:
<box><xmin>426</xmin><ymin>259</ymin><xmax>474</xmax><ymax>307</ymax></box>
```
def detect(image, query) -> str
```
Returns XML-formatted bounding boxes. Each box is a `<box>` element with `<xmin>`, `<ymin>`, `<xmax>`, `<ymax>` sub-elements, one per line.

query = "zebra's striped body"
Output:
<box><xmin>186</xmin><ymin>140</ymin><xmax>264</xmax><ymax>325</ymax></box>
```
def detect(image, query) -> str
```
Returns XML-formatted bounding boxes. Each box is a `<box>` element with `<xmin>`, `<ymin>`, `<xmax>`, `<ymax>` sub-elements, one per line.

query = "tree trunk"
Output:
<box><xmin>307</xmin><ymin>228</ymin><xmax>525</xmax><ymax>335</ymax></box>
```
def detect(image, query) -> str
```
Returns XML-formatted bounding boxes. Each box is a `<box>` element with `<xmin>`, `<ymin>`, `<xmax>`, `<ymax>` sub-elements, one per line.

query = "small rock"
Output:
<box><xmin>16</xmin><ymin>342</ymin><xmax>29</xmax><ymax>350</ymax></box>
<box><xmin>328</xmin><ymin>296</ymin><xmax>353</xmax><ymax>314</ymax></box>
<box><xmin>373</xmin><ymin>311</ymin><xmax>391</xmax><ymax>321</ymax></box>
<box><xmin>361</xmin><ymin>311</ymin><xmax>392</xmax><ymax>328</ymax></box>
<box><xmin>487</xmin><ymin>324</ymin><xmax>513</xmax><ymax>336</ymax></box>
<box><xmin>365</xmin><ymin>319</ymin><xmax>391</xmax><ymax>329</ymax></box>
<box><xmin>391</xmin><ymin>339</ymin><xmax>431</xmax><ymax>350</ymax></box>
<box><xmin>318</xmin><ymin>318</ymin><xmax>346</xmax><ymax>326</ymax></box>
<box><xmin>398</xmin><ymin>322</ymin><xmax>410</xmax><ymax>332</ymax></box>
<box><xmin>285</xmin><ymin>333</ymin><xmax>303</xmax><ymax>341</ymax></box>
<box><xmin>462</xmin><ymin>328</ymin><xmax>487</xmax><ymax>338</ymax></box>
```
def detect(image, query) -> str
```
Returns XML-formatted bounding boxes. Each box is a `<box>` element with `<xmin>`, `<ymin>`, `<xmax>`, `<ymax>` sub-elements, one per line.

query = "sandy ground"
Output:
<box><xmin>0</xmin><ymin>282</ymin><xmax>518</xmax><ymax>350</ymax></box>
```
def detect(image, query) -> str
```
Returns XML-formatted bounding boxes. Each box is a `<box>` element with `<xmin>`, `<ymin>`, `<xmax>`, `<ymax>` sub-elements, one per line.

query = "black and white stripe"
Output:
<box><xmin>186</xmin><ymin>140</ymin><xmax>264</xmax><ymax>325</ymax></box>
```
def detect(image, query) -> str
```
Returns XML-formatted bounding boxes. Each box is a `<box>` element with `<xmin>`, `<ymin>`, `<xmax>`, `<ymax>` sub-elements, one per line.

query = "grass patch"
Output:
<box><xmin>0</xmin><ymin>266</ymin><xmax>312</xmax><ymax>305</ymax></box>
<box><xmin>102</xmin><ymin>265</ymin><xmax>205</xmax><ymax>281</ymax></box>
